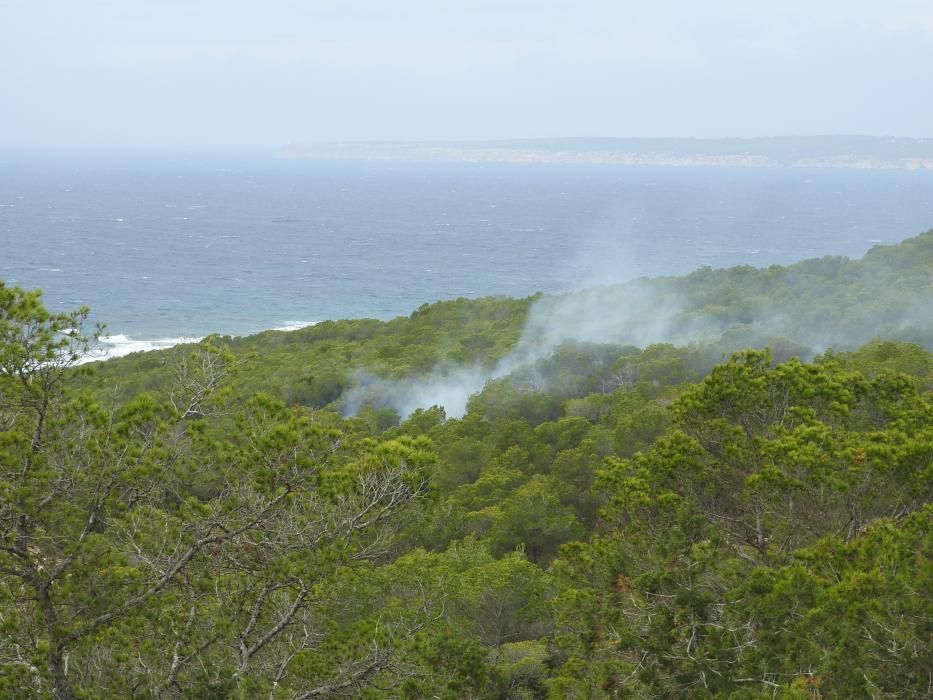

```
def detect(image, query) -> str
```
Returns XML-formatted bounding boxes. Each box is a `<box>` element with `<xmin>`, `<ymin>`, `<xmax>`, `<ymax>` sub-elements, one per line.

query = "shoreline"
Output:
<box><xmin>84</xmin><ymin>321</ymin><xmax>317</xmax><ymax>363</ymax></box>
<box><xmin>278</xmin><ymin>136</ymin><xmax>933</xmax><ymax>171</ymax></box>
<box><xmin>279</xmin><ymin>148</ymin><xmax>933</xmax><ymax>171</ymax></box>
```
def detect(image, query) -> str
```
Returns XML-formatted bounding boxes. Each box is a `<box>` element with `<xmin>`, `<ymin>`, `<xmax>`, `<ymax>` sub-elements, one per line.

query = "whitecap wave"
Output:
<box><xmin>270</xmin><ymin>321</ymin><xmax>317</xmax><ymax>332</ymax></box>
<box><xmin>81</xmin><ymin>334</ymin><xmax>203</xmax><ymax>364</ymax></box>
<box><xmin>78</xmin><ymin>321</ymin><xmax>318</xmax><ymax>364</ymax></box>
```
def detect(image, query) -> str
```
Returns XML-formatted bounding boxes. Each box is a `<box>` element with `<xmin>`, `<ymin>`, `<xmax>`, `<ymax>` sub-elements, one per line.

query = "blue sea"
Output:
<box><xmin>2</xmin><ymin>151</ymin><xmax>932</xmax><ymax>358</ymax></box>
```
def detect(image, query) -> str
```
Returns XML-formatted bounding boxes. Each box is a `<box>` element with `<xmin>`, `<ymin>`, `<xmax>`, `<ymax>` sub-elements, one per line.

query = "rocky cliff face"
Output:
<box><xmin>278</xmin><ymin>137</ymin><xmax>933</xmax><ymax>170</ymax></box>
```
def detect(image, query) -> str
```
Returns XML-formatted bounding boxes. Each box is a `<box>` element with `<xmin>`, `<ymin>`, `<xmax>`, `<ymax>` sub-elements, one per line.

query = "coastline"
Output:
<box><xmin>84</xmin><ymin>321</ymin><xmax>317</xmax><ymax>363</ymax></box>
<box><xmin>278</xmin><ymin>136</ymin><xmax>933</xmax><ymax>171</ymax></box>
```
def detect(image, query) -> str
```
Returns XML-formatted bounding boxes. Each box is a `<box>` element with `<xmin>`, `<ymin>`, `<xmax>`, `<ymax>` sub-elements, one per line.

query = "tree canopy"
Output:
<box><xmin>1</xmin><ymin>231</ymin><xmax>931</xmax><ymax>697</ymax></box>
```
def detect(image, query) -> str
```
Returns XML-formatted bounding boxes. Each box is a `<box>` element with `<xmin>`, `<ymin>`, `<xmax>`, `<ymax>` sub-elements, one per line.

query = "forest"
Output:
<box><xmin>1</xmin><ymin>232</ymin><xmax>931</xmax><ymax>698</ymax></box>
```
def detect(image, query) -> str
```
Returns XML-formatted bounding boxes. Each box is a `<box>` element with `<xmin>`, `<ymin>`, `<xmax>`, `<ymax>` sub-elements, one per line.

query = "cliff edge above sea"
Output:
<box><xmin>279</xmin><ymin>135</ymin><xmax>933</xmax><ymax>170</ymax></box>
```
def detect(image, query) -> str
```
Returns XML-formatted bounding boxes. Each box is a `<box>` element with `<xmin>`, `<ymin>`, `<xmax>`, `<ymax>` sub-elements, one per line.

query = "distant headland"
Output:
<box><xmin>278</xmin><ymin>135</ymin><xmax>933</xmax><ymax>170</ymax></box>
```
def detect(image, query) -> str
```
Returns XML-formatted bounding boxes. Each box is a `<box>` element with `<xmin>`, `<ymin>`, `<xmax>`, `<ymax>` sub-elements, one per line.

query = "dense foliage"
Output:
<box><xmin>82</xmin><ymin>231</ymin><xmax>933</xmax><ymax>409</ymax></box>
<box><xmin>1</xmin><ymin>232</ymin><xmax>931</xmax><ymax>698</ymax></box>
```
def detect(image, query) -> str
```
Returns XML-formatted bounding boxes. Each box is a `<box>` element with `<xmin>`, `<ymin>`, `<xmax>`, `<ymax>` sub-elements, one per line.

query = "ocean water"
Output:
<box><xmin>2</xmin><ymin>151</ymin><xmax>933</xmax><ymax>358</ymax></box>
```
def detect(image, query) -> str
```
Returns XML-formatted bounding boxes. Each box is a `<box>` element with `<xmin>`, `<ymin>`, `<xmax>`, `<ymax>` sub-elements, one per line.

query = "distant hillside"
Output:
<box><xmin>279</xmin><ymin>135</ymin><xmax>933</xmax><ymax>170</ymax></box>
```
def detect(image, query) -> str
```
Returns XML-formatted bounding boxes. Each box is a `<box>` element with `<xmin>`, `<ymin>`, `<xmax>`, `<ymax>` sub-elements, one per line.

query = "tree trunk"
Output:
<box><xmin>35</xmin><ymin>583</ymin><xmax>74</xmax><ymax>700</ymax></box>
<box><xmin>48</xmin><ymin>648</ymin><xmax>74</xmax><ymax>700</ymax></box>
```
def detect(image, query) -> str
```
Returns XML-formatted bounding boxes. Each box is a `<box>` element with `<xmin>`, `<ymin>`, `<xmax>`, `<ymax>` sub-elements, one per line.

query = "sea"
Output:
<box><xmin>2</xmin><ymin>151</ymin><xmax>933</xmax><ymax>360</ymax></box>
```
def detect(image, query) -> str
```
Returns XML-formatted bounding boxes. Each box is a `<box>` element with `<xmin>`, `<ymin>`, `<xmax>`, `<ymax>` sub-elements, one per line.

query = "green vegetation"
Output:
<box><xmin>1</xmin><ymin>232</ymin><xmax>931</xmax><ymax>697</ymax></box>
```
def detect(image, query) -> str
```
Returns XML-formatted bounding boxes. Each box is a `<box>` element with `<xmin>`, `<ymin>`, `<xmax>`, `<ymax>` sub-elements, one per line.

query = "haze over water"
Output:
<box><xmin>3</xmin><ymin>152</ymin><xmax>933</xmax><ymax>351</ymax></box>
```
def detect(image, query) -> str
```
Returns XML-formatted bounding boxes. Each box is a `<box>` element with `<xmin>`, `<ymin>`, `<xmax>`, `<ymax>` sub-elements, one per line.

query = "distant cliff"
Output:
<box><xmin>279</xmin><ymin>136</ymin><xmax>933</xmax><ymax>170</ymax></box>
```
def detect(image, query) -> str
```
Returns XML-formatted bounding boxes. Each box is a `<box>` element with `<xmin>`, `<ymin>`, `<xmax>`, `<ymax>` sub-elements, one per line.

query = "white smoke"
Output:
<box><xmin>341</xmin><ymin>364</ymin><xmax>491</xmax><ymax>419</ymax></box>
<box><xmin>341</xmin><ymin>279</ymin><xmax>704</xmax><ymax>419</ymax></box>
<box><xmin>341</xmin><ymin>231</ymin><xmax>933</xmax><ymax>420</ymax></box>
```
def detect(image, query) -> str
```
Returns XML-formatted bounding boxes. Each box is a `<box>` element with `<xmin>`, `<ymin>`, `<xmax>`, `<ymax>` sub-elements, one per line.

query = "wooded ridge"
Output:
<box><xmin>1</xmin><ymin>231</ymin><xmax>930</xmax><ymax>697</ymax></box>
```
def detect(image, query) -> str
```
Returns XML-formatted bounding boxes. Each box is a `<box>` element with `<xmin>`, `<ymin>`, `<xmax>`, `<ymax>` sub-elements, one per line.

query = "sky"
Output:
<box><xmin>2</xmin><ymin>0</ymin><xmax>933</xmax><ymax>149</ymax></box>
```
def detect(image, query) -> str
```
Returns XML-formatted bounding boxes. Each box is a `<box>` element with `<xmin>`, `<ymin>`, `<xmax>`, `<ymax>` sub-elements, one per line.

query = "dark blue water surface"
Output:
<box><xmin>2</xmin><ymin>151</ymin><xmax>932</xmax><ymax>342</ymax></box>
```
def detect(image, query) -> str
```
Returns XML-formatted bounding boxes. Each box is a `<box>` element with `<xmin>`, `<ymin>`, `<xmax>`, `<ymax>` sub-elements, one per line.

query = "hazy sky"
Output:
<box><xmin>3</xmin><ymin>0</ymin><xmax>932</xmax><ymax>148</ymax></box>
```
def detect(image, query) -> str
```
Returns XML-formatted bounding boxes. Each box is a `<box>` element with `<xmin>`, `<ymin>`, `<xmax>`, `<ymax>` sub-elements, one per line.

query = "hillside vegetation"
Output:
<box><xmin>85</xmin><ymin>230</ymin><xmax>933</xmax><ymax>414</ymax></box>
<box><xmin>1</xmin><ymin>231</ymin><xmax>931</xmax><ymax>698</ymax></box>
